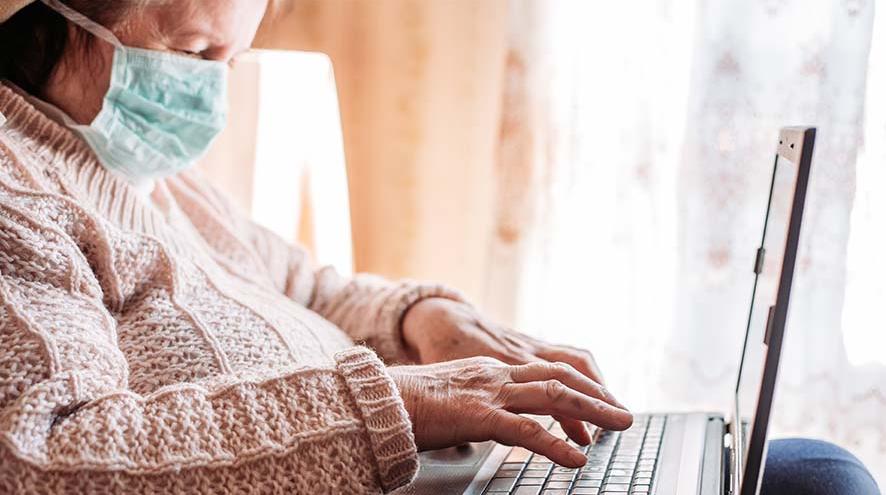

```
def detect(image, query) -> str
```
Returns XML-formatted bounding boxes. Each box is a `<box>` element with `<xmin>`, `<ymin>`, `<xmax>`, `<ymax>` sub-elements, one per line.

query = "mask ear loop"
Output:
<box><xmin>40</xmin><ymin>0</ymin><xmax>124</xmax><ymax>48</ymax></box>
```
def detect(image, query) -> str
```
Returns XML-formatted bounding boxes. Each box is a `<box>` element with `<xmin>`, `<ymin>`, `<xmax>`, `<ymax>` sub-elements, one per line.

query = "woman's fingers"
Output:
<box><xmin>490</xmin><ymin>347</ymin><xmax>543</xmax><ymax>367</ymax></box>
<box><xmin>487</xmin><ymin>412</ymin><xmax>587</xmax><ymax>468</ymax></box>
<box><xmin>537</xmin><ymin>346</ymin><xmax>605</xmax><ymax>385</ymax></box>
<box><xmin>393</xmin><ymin>356</ymin><xmax>628</xmax><ymax>468</ymax></box>
<box><xmin>510</xmin><ymin>361</ymin><xmax>625</xmax><ymax>411</ymax></box>
<box><xmin>554</xmin><ymin>416</ymin><xmax>592</xmax><ymax>446</ymax></box>
<box><xmin>502</xmin><ymin>380</ymin><xmax>633</xmax><ymax>431</ymax></box>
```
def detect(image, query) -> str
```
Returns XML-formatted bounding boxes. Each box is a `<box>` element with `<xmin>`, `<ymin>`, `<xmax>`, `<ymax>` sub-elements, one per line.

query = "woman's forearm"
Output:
<box><xmin>0</xmin><ymin>348</ymin><xmax>417</xmax><ymax>494</ymax></box>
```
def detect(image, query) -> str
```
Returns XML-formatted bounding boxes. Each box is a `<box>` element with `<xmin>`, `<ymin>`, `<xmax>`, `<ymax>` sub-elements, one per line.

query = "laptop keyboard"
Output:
<box><xmin>482</xmin><ymin>414</ymin><xmax>666</xmax><ymax>495</ymax></box>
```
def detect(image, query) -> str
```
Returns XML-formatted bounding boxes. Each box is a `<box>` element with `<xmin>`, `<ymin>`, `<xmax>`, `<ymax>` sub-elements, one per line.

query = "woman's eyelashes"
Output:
<box><xmin>171</xmin><ymin>48</ymin><xmax>229</xmax><ymax>64</ymax></box>
<box><xmin>169</xmin><ymin>43</ymin><xmax>244</xmax><ymax>66</ymax></box>
<box><xmin>171</xmin><ymin>48</ymin><xmax>203</xmax><ymax>59</ymax></box>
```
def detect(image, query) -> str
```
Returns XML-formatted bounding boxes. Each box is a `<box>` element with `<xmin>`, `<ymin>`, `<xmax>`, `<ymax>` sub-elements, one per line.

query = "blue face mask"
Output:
<box><xmin>43</xmin><ymin>0</ymin><xmax>229</xmax><ymax>180</ymax></box>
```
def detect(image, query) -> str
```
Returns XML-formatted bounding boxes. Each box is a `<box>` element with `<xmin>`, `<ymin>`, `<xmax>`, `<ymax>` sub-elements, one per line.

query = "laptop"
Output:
<box><xmin>395</xmin><ymin>127</ymin><xmax>817</xmax><ymax>495</ymax></box>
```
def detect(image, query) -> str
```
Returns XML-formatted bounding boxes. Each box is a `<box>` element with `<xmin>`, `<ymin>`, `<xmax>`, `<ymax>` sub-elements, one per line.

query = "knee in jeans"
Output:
<box><xmin>761</xmin><ymin>438</ymin><xmax>880</xmax><ymax>495</ymax></box>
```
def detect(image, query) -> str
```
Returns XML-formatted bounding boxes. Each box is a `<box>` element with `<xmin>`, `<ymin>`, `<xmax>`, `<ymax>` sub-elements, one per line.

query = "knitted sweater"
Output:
<box><xmin>0</xmin><ymin>82</ymin><xmax>461</xmax><ymax>494</ymax></box>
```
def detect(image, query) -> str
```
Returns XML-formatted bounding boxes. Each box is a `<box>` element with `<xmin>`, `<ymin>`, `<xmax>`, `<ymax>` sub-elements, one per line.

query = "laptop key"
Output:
<box><xmin>549</xmin><ymin>474</ymin><xmax>574</xmax><ymax>482</ymax></box>
<box><xmin>495</xmin><ymin>469</ymin><xmax>521</xmax><ymax>478</ymax></box>
<box><xmin>572</xmin><ymin>489</ymin><xmax>600</xmax><ymax>495</ymax></box>
<box><xmin>506</xmin><ymin>448</ymin><xmax>533</xmax><ymax>463</ymax></box>
<box><xmin>601</xmin><ymin>483</ymin><xmax>630</xmax><ymax>492</ymax></box>
<box><xmin>512</xmin><ymin>487</ymin><xmax>542</xmax><ymax>495</ymax></box>
<box><xmin>607</xmin><ymin>469</ymin><xmax>632</xmax><ymax>476</ymax></box>
<box><xmin>544</xmin><ymin>481</ymin><xmax>571</xmax><ymax>489</ymax></box>
<box><xmin>541</xmin><ymin>491</ymin><xmax>569</xmax><ymax>495</ymax></box>
<box><xmin>522</xmin><ymin>469</ymin><xmax>550</xmax><ymax>478</ymax></box>
<box><xmin>517</xmin><ymin>477</ymin><xmax>544</xmax><ymax>486</ymax></box>
<box><xmin>501</xmin><ymin>462</ymin><xmax>526</xmax><ymax>471</ymax></box>
<box><xmin>605</xmin><ymin>477</ymin><xmax>631</xmax><ymax>484</ymax></box>
<box><xmin>579</xmin><ymin>472</ymin><xmax>604</xmax><ymax>480</ymax></box>
<box><xmin>484</xmin><ymin>477</ymin><xmax>517</xmax><ymax>492</ymax></box>
<box><xmin>575</xmin><ymin>479</ymin><xmax>602</xmax><ymax>487</ymax></box>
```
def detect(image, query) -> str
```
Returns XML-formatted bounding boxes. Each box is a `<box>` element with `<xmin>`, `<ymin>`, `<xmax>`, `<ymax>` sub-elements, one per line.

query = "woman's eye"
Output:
<box><xmin>173</xmin><ymin>49</ymin><xmax>202</xmax><ymax>59</ymax></box>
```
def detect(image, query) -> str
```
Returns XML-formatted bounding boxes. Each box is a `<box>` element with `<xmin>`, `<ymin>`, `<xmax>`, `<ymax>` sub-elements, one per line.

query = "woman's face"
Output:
<box><xmin>132</xmin><ymin>0</ymin><xmax>269</xmax><ymax>64</ymax></box>
<box><xmin>46</xmin><ymin>0</ymin><xmax>269</xmax><ymax>124</ymax></box>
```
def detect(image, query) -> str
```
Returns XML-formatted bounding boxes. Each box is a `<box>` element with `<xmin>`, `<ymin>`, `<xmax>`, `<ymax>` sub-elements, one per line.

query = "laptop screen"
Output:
<box><xmin>734</xmin><ymin>151</ymin><xmax>797</xmax><ymax>453</ymax></box>
<box><xmin>731</xmin><ymin>127</ymin><xmax>814</xmax><ymax>494</ymax></box>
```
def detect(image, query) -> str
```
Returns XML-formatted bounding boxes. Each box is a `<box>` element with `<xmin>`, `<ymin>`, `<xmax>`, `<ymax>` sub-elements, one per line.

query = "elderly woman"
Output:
<box><xmin>0</xmin><ymin>1</ymin><xmax>880</xmax><ymax>494</ymax></box>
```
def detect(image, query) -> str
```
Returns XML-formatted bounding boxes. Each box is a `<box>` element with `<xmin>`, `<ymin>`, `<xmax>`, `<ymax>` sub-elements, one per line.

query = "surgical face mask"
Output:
<box><xmin>42</xmin><ymin>0</ymin><xmax>229</xmax><ymax>180</ymax></box>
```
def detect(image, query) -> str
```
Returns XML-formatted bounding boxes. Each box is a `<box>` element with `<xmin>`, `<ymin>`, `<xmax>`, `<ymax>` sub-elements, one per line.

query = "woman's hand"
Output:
<box><xmin>403</xmin><ymin>298</ymin><xmax>605</xmax><ymax>384</ymax></box>
<box><xmin>389</xmin><ymin>358</ymin><xmax>632</xmax><ymax>468</ymax></box>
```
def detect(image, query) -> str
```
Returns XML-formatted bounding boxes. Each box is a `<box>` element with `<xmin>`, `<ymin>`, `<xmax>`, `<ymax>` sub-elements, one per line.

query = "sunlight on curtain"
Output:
<box><xmin>496</xmin><ymin>0</ymin><xmax>885</xmax><ymax>482</ymax></box>
<box><xmin>843</xmin><ymin>8</ymin><xmax>886</xmax><ymax>368</ymax></box>
<box><xmin>489</xmin><ymin>0</ymin><xmax>693</xmax><ymax>419</ymax></box>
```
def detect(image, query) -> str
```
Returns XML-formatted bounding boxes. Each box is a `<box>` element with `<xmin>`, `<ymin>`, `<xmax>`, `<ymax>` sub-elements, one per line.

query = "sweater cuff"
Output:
<box><xmin>374</xmin><ymin>282</ymin><xmax>466</xmax><ymax>365</ymax></box>
<box><xmin>335</xmin><ymin>347</ymin><xmax>419</xmax><ymax>492</ymax></box>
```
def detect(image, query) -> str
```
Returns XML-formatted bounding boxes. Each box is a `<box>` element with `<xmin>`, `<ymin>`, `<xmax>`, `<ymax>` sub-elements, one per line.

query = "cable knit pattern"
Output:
<box><xmin>0</xmin><ymin>82</ymin><xmax>463</xmax><ymax>494</ymax></box>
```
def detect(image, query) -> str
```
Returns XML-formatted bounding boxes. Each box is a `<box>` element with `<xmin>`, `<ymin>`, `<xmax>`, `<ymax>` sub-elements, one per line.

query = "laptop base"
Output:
<box><xmin>397</xmin><ymin>412</ymin><xmax>727</xmax><ymax>495</ymax></box>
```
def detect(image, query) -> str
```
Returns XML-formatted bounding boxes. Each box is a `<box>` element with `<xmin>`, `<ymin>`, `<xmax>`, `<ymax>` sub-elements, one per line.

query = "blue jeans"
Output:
<box><xmin>762</xmin><ymin>439</ymin><xmax>881</xmax><ymax>495</ymax></box>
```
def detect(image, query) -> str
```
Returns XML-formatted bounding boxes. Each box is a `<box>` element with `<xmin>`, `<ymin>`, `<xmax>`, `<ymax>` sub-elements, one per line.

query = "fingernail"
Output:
<box><xmin>569</xmin><ymin>449</ymin><xmax>587</xmax><ymax>466</ymax></box>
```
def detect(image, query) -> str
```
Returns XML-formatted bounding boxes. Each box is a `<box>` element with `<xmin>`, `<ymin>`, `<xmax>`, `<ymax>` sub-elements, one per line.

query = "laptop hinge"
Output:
<box><xmin>753</xmin><ymin>247</ymin><xmax>766</xmax><ymax>274</ymax></box>
<box><xmin>724</xmin><ymin>440</ymin><xmax>733</xmax><ymax>495</ymax></box>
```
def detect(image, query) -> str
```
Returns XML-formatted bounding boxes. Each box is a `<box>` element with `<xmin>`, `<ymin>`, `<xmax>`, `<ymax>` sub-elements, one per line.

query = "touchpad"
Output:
<box><xmin>393</xmin><ymin>442</ymin><xmax>497</xmax><ymax>494</ymax></box>
<box><xmin>421</xmin><ymin>442</ymin><xmax>496</xmax><ymax>466</ymax></box>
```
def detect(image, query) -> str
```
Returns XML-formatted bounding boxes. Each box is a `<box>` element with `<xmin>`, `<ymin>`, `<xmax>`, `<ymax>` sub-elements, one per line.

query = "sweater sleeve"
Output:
<box><xmin>251</xmin><ymin>221</ymin><xmax>465</xmax><ymax>364</ymax></box>
<box><xmin>174</xmin><ymin>171</ymin><xmax>466</xmax><ymax>365</ymax></box>
<box><xmin>0</xmin><ymin>204</ymin><xmax>417</xmax><ymax>493</ymax></box>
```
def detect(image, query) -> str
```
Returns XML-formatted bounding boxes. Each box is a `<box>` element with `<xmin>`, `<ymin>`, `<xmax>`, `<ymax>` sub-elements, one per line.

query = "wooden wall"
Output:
<box><xmin>255</xmin><ymin>0</ymin><xmax>509</xmax><ymax>305</ymax></box>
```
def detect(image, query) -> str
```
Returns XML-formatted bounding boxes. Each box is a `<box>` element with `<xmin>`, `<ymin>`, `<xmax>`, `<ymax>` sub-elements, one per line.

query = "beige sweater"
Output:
<box><xmin>0</xmin><ymin>82</ymin><xmax>462</xmax><ymax>494</ymax></box>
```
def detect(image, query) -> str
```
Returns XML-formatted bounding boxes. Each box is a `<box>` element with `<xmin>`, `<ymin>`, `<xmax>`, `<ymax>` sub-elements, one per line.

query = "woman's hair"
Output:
<box><xmin>0</xmin><ymin>0</ymin><xmax>286</xmax><ymax>97</ymax></box>
<box><xmin>0</xmin><ymin>1</ymin><xmax>148</xmax><ymax>96</ymax></box>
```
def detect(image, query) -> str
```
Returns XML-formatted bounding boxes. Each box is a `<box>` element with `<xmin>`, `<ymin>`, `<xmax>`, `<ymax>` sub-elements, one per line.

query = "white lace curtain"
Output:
<box><xmin>489</xmin><ymin>0</ymin><xmax>885</xmax><ymax>482</ymax></box>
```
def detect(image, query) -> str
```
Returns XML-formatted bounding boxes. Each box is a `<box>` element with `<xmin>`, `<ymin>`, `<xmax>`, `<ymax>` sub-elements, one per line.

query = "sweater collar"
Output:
<box><xmin>0</xmin><ymin>80</ymin><xmax>100</xmax><ymax>174</ymax></box>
